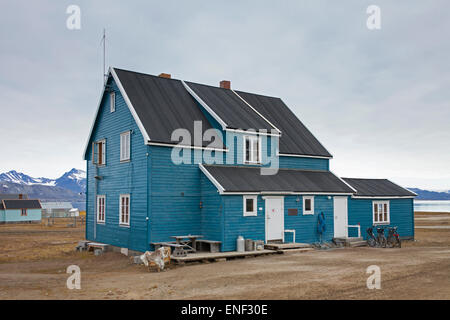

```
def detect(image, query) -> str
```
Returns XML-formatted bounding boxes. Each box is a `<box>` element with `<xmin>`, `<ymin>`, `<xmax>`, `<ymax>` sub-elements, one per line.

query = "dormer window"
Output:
<box><xmin>110</xmin><ymin>92</ymin><xmax>115</xmax><ymax>113</ymax></box>
<box><xmin>243</xmin><ymin>135</ymin><xmax>261</xmax><ymax>164</ymax></box>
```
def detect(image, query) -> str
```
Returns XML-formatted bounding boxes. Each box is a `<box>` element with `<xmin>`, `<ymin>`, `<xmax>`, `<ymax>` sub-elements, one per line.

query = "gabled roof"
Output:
<box><xmin>84</xmin><ymin>67</ymin><xmax>333</xmax><ymax>159</ymax></box>
<box><xmin>184</xmin><ymin>81</ymin><xmax>276</xmax><ymax>131</ymax></box>
<box><xmin>342</xmin><ymin>178</ymin><xmax>417</xmax><ymax>198</ymax></box>
<box><xmin>235</xmin><ymin>91</ymin><xmax>332</xmax><ymax>157</ymax></box>
<box><xmin>200</xmin><ymin>165</ymin><xmax>354</xmax><ymax>194</ymax></box>
<box><xmin>1</xmin><ymin>199</ymin><xmax>42</xmax><ymax>210</ymax></box>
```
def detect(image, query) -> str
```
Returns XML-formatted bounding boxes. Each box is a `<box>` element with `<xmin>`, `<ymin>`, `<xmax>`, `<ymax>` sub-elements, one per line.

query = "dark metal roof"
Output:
<box><xmin>342</xmin><ymin>178</ymin><xmax>416</xmax><ymax>197</ymax></box>
<box><xmin>113</xmin><ymin>68</ymin><xmax>224</xmax><ymax>148</ymax></box>
<box><xmin>185</xmin><ymin>81</ymin><xmax>275</xmax><ymax>131</ymax></box>
<box><xmin>235</xmin><ymin>91</ymin><xmax>332</xmax><ymax>157</ymax></box>
<box><xmin>202</xmin><ymin>165</ymin><xmax>354</xmax><ymax>193</ymax></box>
<box><xmin>2</xmin><ymin>199</ymin><xmax>42</xmax><ymax>210</ymax></box>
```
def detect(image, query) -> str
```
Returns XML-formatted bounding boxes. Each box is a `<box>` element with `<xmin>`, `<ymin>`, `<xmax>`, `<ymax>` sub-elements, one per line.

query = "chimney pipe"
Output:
<box><xmin>19</xmin><ymin>194</ymin><xmax>23</xmax><ymax>199</ymax></box>
<box><xmin>220</xmin><ymin>80</ymin><xmax>231</xmax><ymax>89</ymax></box>
<box><xmin>158</xmin><ymin>73</ymin><xmax>171</xmax><ymax>79</ymax></box>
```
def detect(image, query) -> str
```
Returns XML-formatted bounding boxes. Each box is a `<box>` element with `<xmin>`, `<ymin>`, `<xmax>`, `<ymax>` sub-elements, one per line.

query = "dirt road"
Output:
<box><xmin>0</xmin><ymin>215</ymin><xmax>449</xmax><ymax>300</ymax></box>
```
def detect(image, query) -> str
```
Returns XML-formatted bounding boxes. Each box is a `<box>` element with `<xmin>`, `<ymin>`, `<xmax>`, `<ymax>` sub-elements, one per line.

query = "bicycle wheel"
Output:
<box><xmin>396</xmin><ymin>236</ymin><xmax>401</xmax><ymax>248</ymax></box>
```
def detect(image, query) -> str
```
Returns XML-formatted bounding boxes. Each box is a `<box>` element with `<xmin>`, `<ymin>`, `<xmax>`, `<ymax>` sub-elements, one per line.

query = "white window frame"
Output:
<box><xmin>96</xmin><ymin>195</ymin><xmax>106</xmax><ymax>223</ymax></box>
<box><xmin>372</xmin><ymin>201</ymin><xmax>390</xmax><ymax>225</ymax></box>
<box><xmin>119</xmin><ymin>194</ymin><xmax>130</xmax><ymax>226</ymax></box>
<box><xmin>120</xmin><ymin>131</ymin><xmax>131</xmax><ymax>162</ymax></box>
<box><xmin>243</xmin><ymin>195</ymin><xmax>258</xmax><ymax>216</ymax></box>
<box><xmin>110</xmin><ymin>92</ymin><xmax>115</xmax><ymax>113</ymax></box>
<box><xmin>243</xmin><ymin>135</ymin><xmax>261</xmax><ymax>165</ymax></box>
<box><xmin>93</xmin><ymin>139</ymin><xmax>106</xmax><ymax>166</ymax></box>
<box><xmin>303</xmin><ymin>196</ymin><xmax>314</xmax><ymax>215</ymax></box>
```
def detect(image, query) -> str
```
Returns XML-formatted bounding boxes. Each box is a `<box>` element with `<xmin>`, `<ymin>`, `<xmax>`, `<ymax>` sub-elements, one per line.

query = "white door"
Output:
<box><xmin>265</xmin><ymin>197</ymin><xmax>284</xmax><ymax>241</ymax></box>
<box><xmin>333</xmin><ymin>196</ymin><xmax>348</xmax><ymax>238</ymax></box>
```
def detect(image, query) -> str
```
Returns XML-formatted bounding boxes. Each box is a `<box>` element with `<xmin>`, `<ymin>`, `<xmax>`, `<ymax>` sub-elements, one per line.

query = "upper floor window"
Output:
<box><xmin>93</xmin><ymin>139</ymin><xmax>106</xmax><ymax>166</ymax></box>
<box><xmin>303</xmin><ymin>196</ymin><xmax>314</xmax><ymax>215</ymax></box>
<box><xmin>120</xmin><ymin>131</ymin><xmax>131</xmax><ymax>162</ymax></box>
<box><xmin>373</xmin><ymin>201</ymin><xmax>390</xmax><ymax>224</ymax></box>
<box><xmin>97</xmin><ymin>195</ymin><xmax>106</xmax><ymax>223</ymax></box>
<box><xmin>110</xmin><ymin>92</ymin><xmax>116</xmax><ymax>113</ymax></box>
<box><xmin>243</xmin><ymin>135</ymin><xmax>261</xmax><ymax>164</ymax></box>
<box><xmin>119</xmin><ymin>194</ymin><xmax>130</xmax><ymax>226</ymax></box>
<box><xmin>21</xmin><ymin>208</ymin><xmax>27</xmax><ymax>216</ymax></box>
<box><xmin>243</xmin><ymin>195</ymin><xmax>257</xmax><ymax>216</ymax></box>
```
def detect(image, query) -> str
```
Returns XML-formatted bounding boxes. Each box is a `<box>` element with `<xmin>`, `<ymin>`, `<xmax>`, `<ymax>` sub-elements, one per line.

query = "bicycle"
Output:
<box><xmin>366</xmin><ymin>226</ymin><xmax>378</xmax><ymax>247</ymax></box>
<box><xmin>386</xmin><ymin>226</ymin><xmax>401</xmax><ymax>248</ymax></box>
<box><xmin>376</xmin><ymin>226</ymin><xmax>387</xmax><ymax>248</ymax></box>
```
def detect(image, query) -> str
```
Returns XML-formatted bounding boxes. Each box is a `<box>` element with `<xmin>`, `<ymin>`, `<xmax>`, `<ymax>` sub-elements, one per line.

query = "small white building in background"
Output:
<box><xmin>69</xmin><ymin>208</ymin><xmax>79</xmax><ymax>217</ymax></box>
<box><xmin>41</xmin><ymin>202</ymin><xmax>73</xmax><ymax>218</ymax></box>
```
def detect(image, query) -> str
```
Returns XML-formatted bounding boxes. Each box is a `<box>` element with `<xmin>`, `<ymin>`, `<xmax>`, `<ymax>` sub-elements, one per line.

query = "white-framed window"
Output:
<box><xmin>110</xmin><ymin>92</ymin><xmax>115</xmax><ymax>113</ymax></box>
<box><xmin>119</xmin><ymin>194</ymin><xmax>130</xmax><ymax>226</ymax></box>
<box><xmin>243</xmin><ymin>135</ymin><xmax>261</xmax><ymax>164</ymax></box>
<box><xmin>21</xmin><ymin>208</ymin><xmax>27</xmax><ymax>216</ymax></box>
<box><xmin>120</xmin><ymin>131</ymin><xmax>131</xmax><ymax>162</ymax></box>
<box><xmin>97</xmin><ymin>195</ymin><xmax>106</xmax><ymax>223</ymax></box>
<box><xmin>93</xmin><ymin>139</ymin><xmax>106</xmax><ymax>166</ymax></box>
<box><xmin>373</xmin><ymin>201</ymin><xmax>390</xmax><ymax>224</ymax></box>
<box><xmin>303</xmin><ymin>196</ymin><xmax>314</xmax><ymax>215</ymax></box>
<box><xmin>243</xmin><ymin>195</ymin><xmax>258</xmax><ymax>216</ymax></box>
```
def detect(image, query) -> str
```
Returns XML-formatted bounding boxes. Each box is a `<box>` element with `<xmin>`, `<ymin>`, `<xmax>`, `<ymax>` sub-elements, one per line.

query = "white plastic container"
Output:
<box><xmin>236</xmin><ymin>235</ymin><xmax>245</xmax><ymax>252</ymax></box>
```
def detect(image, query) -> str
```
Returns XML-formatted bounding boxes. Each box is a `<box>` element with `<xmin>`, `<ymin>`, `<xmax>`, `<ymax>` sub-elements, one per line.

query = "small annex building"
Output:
<box><xmin>0</xmin><ymin>194</ymin><xmax>42</xmax><ymax>224</ymax></box>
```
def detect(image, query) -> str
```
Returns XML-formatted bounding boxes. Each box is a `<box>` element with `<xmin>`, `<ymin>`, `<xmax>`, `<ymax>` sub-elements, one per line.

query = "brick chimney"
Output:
<box><xmin>220</xmin><ymin>80</ymin><xmax>231</xmax><ymax>89</ymax></box>
<box><xmin>18</xmin><ymin>194</ymin><xmax>23</xmax><ymax>199</ymax></box>
<box><xmin>158</xmin><ymin>73</ymin><xmax>171</xmax><ymax>79</ymax></box>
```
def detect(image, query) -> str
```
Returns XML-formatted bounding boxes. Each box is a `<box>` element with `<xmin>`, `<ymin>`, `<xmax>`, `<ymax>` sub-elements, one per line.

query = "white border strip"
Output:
<box><xmin>277</xmin><ymin>152</ymin><xmax>333</xmax><ymax>160</ymax></box>
<box><xmin>352</xmin><ymin>196</ymin><xmax>415</xmax><ymax>199</ymax></box>
<box><xmin>199</xmin><ymin>164</ymin><xmax>226</xmax><ymax>194</ymax></box>
<box><xmin>148</xmin><ymin>141</ymin><xmax>228</xmax><ymax>152</ymax></box>
<box><xmin>232</xmin><ymin>89</ymin><xmax>281</xmax><ymax>134</ymax></box>
<box><xmin>225</xmin><ymin>128</ymin><xmax>280</xmax><ymax>137</ymax></box>
<box><xmin>182</xmin><ymin>80</ymin><xmax>228</xmax><ymax>130</ymax></box>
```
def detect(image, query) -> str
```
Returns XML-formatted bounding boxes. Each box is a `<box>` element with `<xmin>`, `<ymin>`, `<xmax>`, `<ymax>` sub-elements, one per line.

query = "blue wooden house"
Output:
<box><xmin>83</xmin><ymin>68</ymin><xmax>416</xmax><ymax>252</ymax></box>
<box><xmin>0</xmin><ymin>194</ymin><xmax>42</xmax><ymax>224</ymax></box>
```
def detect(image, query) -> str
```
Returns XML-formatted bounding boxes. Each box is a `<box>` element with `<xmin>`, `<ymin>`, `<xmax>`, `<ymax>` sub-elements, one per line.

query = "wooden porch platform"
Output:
<box><xmin>264</xmin><ymin>242</ymin><xmax>311</xmax><ymax>251</ymax></box>
<box><xmin>170</xmin><ymin>249</ymin><xmax>277</xmax><ymax>263</ymax></box>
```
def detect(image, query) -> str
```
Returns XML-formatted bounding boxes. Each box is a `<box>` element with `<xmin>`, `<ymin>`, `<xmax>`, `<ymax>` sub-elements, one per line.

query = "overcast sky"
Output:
<box><xmin>0</xmin><ymin>0</ymin><xmax>449</xmax><ymax>189</ymax></box>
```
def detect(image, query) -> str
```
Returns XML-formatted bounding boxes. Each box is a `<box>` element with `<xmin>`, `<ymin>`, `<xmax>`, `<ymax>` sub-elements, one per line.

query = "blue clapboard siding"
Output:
<box><xmin>148</xmin><ymin>146</ymin><xmax>226</xmax><ymax>246</ymax></box>
<box><xmin>200</xmin><ymin>174</ymin><xmax>224</xmax><ymax>243</ymax></box>
<box><xmin>348</xmin><ymin>198</ymin><xmax>414</xmax><ymax>239</ymax></box>
<box><xmin>284</xmin><ymin>195</ymin><xmax>334</xmax><ymax>243</ymax></box>
<box><xmin>0</xmin><ymin>209</ymin><xmax>41</xmax><ymax>223</ymax></box>
<box><xmin>279</xmin><ymin>156</ymin><xmax>329</xmax><ymax>171</ymax></box>
<box><xmin>85</xmin><ymin>76</ymin><xmax>149</xmax><ymax>252</ymax></box>
<box><xmin>222</xmin><ymin>195</ymin><xmax>266</xmax><ymax>251</ymax></box>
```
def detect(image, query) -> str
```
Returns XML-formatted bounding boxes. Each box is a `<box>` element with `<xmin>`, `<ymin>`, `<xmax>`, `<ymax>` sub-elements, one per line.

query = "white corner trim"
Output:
<box><xmin>277</xmin><ymin>152</ymin><xmax>333</xmax><ymax>159</ymax></box>
<box><xmin>182</xmin><ymin>80</ymin><xmax>228</xmax><ymax>130</ymax></box>
<box><xmin>199</xmin><ymin>164</ymin><xmax>226</xmax><ymax>194</ymax></box>
<box><xmin>231</xmin><ymin>89</ymin><xmax>281</xmax><ymax>134</ymax></box>
<box><xmin>110</xmin><ymin>67</ymin><xmax>151</xmax><ymax>143</ymax></box>
<box><xmin>333</xmin><ymin>173</ymin><xmax>358</xmax><ymax>193</ymax></box>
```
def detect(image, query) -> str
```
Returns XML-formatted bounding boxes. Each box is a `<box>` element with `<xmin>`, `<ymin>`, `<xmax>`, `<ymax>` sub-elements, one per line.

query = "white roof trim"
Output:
<box><xmin>225</xmin><ymin>128</ymin><xmax>280</xmax><ymax>137</ymax></box>
<box><xmin>351</xmin><ymin>196</ymin><xmax>416</xmax><ymax>199</ymax></box>
<box><xmin>199</xmin><ymin>164</ymin><xmax>226</xmax><ymax>194</ymax></box>
<box><xmin>148</xmin><ymin>141</ymin><xmax>228</xmax><ymax>152</ymax></box>
<box><xmin>277</xmin><ymin>152</ymin><xmax>333</xmax><ymax>160</ymax></box>
<box><xmin>82</xmin><ymin>67</ymin><xmax>151</xmax><ymax>159</ymax></box>
<box><xmin>222</xmin><ymin>192</ymin><xmax>354</xmax><ymax>196</ymax></box>
<box><xmin>389</xmin><ymin>179</ymin><xmax>418</xmax><ymax>196</ymax></box>
<box><xmin>110</xmin><ymin>68</ymin><xmax>151</xmax><ymax>143</ymax></box>
<box><xmin>231</xmin><ymin>89</ymin><xmax>281</xmax><ymax>134</ymax></box>
<box><xmin>182</xmin><ymin>80</ymin><xmax>228</xmax><ymax>130</ymax></box>
<box><xmin>334</xmin><ymin>173</ymin><xmax>358</xmax><ymax>193</ymax></box>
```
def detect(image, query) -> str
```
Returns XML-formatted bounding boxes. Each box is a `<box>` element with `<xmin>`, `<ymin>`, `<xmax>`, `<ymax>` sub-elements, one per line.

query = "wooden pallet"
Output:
<box><xmin>171</xmin><ymin>249</ymin><xmax>276</xmax><ymax>264</ymax></box>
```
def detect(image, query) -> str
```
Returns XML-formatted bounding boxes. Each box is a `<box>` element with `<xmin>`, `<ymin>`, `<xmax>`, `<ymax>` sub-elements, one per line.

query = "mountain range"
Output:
<box><xmin>0</xmin><ymin>169</ymin><xmax>86</xmax><ymax>208</ymax></box>
<box><xmin>407</xmin><ymin>188</ymin><xmax>450</xmax><ymax>200</ymax></box>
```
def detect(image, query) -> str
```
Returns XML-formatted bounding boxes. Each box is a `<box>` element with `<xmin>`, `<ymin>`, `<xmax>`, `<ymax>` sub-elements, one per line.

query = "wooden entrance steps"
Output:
<box><xmin>264</xmin><ymin>242</ymin><xmax>312</xmax><ymax>252</ymax></box>
<box><xmin>333</xmin><ymin>237</ymin><xmax>367</xmax><ymax>247</ymax></box>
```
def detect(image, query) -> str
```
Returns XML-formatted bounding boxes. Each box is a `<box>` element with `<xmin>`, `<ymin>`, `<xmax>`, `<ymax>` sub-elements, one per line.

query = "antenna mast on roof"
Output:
<box><xmin>101</xmin><ymin>28</ymin><xmax>107</xmax><ymax>85</ymax></box>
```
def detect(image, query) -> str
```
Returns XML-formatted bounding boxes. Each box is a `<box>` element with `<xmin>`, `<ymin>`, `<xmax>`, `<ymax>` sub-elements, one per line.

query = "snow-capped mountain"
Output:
<box><xmin>0</xmin><ymin>168</ymin><xmax>86</xmax><ymax>193</ymax></box>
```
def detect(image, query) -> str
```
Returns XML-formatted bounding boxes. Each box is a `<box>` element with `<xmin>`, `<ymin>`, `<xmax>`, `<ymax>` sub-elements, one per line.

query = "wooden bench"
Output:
<box><xmin>151</xmin><ymin>242</ymin><xmax>187</xmax><ymax>257</ymax></box>
<box><xmin>196</xmin><ymin>240</ymin><xmax>222</xmax><ymax>253</ymax></box>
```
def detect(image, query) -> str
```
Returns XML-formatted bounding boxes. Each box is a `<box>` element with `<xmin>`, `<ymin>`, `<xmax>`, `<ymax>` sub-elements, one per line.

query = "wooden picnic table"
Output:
<box><xmin>170</xmin><ymin>235</ymin><xmax>203</xmax><ymax>252</ymax></box>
